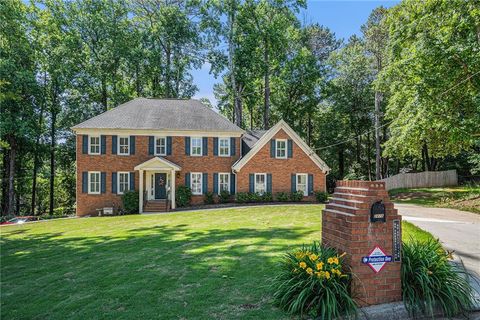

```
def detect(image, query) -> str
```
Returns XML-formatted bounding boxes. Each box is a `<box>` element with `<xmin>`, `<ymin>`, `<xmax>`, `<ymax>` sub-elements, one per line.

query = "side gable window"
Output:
<box><xmin>296</xmin><ymin>173</ymin><xmax>308</xmax><ymax>196</ymax></box>
<box><xmin>155</xmin><ymin>137</ymin><xmax>166</xmax><ymax>156</ymax></box>
<box><xmin>89</xmin><ymin>136</ymin><xmax>100</xmax><ymax>155</ymax></box>
<box><xmin>118</xmin><ymin>136</ymin><xmax>130</xmax><ymax>155</ymax></box>
<box><xmin>191</xmin><ymin>137</ymin><xmax>202</xmax><ymax>156</ymax></box>
<box><xmin>276</xmin><ymin>139</ymin><xmax>287</xmax><ymax>159</ymax></box>
<box><xmin>218</xmin><ymin>138</ymin><xmax>230</xmax><ymax>156</ymax></box>
<box><xmin>190</xmin><ymin>172</ymin><xmax>202</xmax><ymax>195</ymax></box>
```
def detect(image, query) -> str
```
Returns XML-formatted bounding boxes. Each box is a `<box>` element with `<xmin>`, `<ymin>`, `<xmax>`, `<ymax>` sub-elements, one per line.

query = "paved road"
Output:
<box><xmin>396</xmin><ymin>203</ymin><xmax>480</xmax><ymax>309</ymax></box>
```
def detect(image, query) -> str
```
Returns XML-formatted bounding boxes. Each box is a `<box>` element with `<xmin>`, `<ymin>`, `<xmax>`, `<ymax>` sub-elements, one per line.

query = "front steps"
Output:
<box><xmin>144</xmin><ymin>200</ymin><xmax>169</xmax><ymax>212</ymax></box>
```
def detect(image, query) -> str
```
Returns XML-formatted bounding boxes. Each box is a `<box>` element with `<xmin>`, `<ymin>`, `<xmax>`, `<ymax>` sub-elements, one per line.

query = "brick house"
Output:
<box><xmin>72</xmin><ymin>98</ymin><xmax>330</xmax><ymax>216</ymax></box>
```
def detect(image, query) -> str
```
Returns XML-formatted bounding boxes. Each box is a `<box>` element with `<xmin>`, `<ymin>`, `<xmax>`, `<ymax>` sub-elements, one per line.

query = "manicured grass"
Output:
<box><xmin>389</xmin><ymin>185</ymin><xmax>480</xmax><ymax>214</ymax></box>
<box><xmin>1</xmin><ymin>205</ymin><xmax>431</xmax><ymax>319</ymax></box>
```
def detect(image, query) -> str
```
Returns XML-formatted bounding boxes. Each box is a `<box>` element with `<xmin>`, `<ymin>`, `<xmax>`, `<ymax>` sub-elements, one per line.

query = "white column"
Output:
<box><xmin>171</xmin><ymin>169</ymin><xmax>176</xmax><ymax>209</ymax></box>
<box><xmin>139</xmin><ymin>170</ymin><xmax>144</xmax><ymax>213</ymax></box>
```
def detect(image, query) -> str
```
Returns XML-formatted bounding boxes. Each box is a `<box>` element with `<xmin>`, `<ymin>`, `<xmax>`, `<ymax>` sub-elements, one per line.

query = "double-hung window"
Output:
<box><xmin>89</xmin><ymin>136</ymin><xmax>100</xmax><ymax>155</ymax></box>
<box><xmin>191</xmin><ymin>173</ymin><xmax>202</xmax><ymax>195</ymax></box>
<box><xmin>218</xmin><ymin>173</ymin><xmax>230</xmax><ymax>192</ymax></box>
<box><xmin>155</xmin><ymin>137</ymin><xmax>166</xmax><ymax>156</ymax></box>
<box><xmin>276</xmin><ymin>139</ymin><xmax>287</xmax><ymax>159</ymax></box>
<box><xmin>118</xmin><ymin>136</ymin><xmax>129</xmax><ymax>155</ymax></box>
<box><xmin>254</xmin><ymin>173</ymin><xmax>266</xmax><ymax>195</ymax></box>
<box><xmin>218</xmin><ymin>138</ymin><xmax>230</xmax><ymax>156</ymax></box>
<box><xmin>296</xmin><ymin>173</ymin><xmax>308</xmax><ymax>196</ymax></box>
<box><xmin>88</xmin><ymin>171</ymin><xmax>101</xmax><ymax>194</ymax></box>
<box><xmin>118</xmin><ymin>172</ymin><xmax>130</xmax><ymax>195</ymax></box>
<box><xmin>191</xmin><ymin>137</ymin><xmax>202</xmax><ymax>156</ymax></box>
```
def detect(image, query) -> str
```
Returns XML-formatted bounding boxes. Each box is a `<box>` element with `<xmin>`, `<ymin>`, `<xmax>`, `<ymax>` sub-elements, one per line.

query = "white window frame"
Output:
<box><xmin>118</xmin><ymin>136</ymin><xmax>130</xmax><ymax>155</ymax></box>
<box><xmin>218</xmin><ymin>173</ymin><xmax>230</xmax><ymax>193</ymax></box>
<box><xmin>88</xmin><ymin>171</ymin><xmax>101</xmax><ymax>194</ymax></box>
<box><xmin>117</xmin><ymin>172</ymin><xmax>130</xmax><ymax>195</ymax></box>
<box><xmin>254</xmin><ymin>173</ymin><xmax>267</xmax><ymax>195</ymax></box>
<box><xmin>191</xmin><ymin>137</ymin><xmax>202</xmax><ymax>156</ymax></box>
<box><xmin>218</xmin><ymin>138</ymin><xmax>230</xmax><ymax>157</ymax></box>
<box><xmin>190</xmin><ymin>172</ymin><xmax>203</xmax><ymax>195</ymax></box>
<box><xmin>88</xmin><ymin>135</ymin><xmax>100</xmax><ymax>155</ymax></box>
<box><xmin>276</xmin><ymin>139</ymin><xmax>287</xmax><ymax>159</ymax></box>
<box><xmin>296</xmin><ymin>173</ymin><xmax>308</xmax><ymax>196</ymax></box>
<box><xmin>155</xmin><ymin>136</ymin><xmax>167</xmax><ymax>156</ymax></box>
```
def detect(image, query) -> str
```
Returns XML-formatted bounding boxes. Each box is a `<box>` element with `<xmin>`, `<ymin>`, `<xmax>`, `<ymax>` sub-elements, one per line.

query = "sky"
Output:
<box><xmin>192</xmin><ymin>0</ymin><xmax>400</xmax><ymax>106</ymax></box>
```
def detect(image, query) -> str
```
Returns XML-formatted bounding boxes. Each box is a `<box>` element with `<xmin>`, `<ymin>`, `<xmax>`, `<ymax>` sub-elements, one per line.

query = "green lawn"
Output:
<box><xmin>1</xmin><ymin>205</ymin><xmax>430</xmax><ymax>319</ymax></box>
<box><xmin>389</xmin><ymin>185</ymin><xmax>480</xmax><ymax>214</ymax></box>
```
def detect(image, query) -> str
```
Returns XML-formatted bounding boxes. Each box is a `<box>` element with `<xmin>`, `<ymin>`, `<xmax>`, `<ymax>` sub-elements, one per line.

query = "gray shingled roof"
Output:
<box><xmin>72</xmin><ymin>98</ymin><xmax>243</xmax><ymax>132</ymax></box>
<box><xmin>242</xmin><ymin>130</ymin><xmax>268</xmax><ymax>148</ymax></box>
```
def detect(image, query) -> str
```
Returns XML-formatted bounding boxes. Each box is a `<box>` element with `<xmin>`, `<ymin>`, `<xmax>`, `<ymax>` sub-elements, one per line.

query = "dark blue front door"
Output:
<box><xmin>155</xmin><ymin>173</ymin><xmax>167</xmax><ymax>199</ymax></box>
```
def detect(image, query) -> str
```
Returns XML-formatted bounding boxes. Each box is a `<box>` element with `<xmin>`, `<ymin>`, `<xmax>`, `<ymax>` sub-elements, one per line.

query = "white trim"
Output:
<box><xmin>254</xmin><ymin>173</ymin><xmax>267</xmax><ymax>195</ymax></box>
<box><xmin>296</xmin><ymin>173</ymin><xmax>308</xmax><ymax>196</ymax></box>
<box><xmin>190</xmin><ymin>172</ymin><xmax>203</xmax><ymax>195</ymax></box>
<box><xmin>154</xmin><ymin>136</ymin><xmax>167</xmax><ymax>156</ymax></box>
<box><xmin>218</xmin><ymin>172</ymin><xmax>230</xmax><ymax>193</ymax></box>
<box><xmin>88</xmin><ymin>135</ymin><xmax>101</xmax><ymax>155</ymax></box>
<box><xmin>232</xmin><ymin>120</ymin><xmax>330</xmax><ymax>173</ymax></box>
<box><xmin>88</xmin><ymin>171</ymin><xmax>101</xmax><ymax>194</ymax></box>
<box><xmin>117</xmin><ymin>171</ymin><xmax>130</xmax><ymax>195</ymax></box>
<box><xmin>73</xmin><ymin>128</ymin><xmax>243</xmax><ymax>137</ymax></box>
<box><xmin>118</xmin><ymin>136</ymin><xmax>130</xmax><ymax>155</ymax></box>
<box><xmin>190</xmin><ymin>137</ymin><xmax>202</xmax><ymax>157</ymax></box>
<box><xmin>218</xmin><ymin>137</ymin><xmax>230</xmax><ymax>157</ymax></box>
<box><xmin>275</xmin><ymin>139</ymin><xmax>287</xmax><ymax>159</ymax></box>
<box><xmin>134</xmin><ymin>156</ymin><xmax>181</xmax><ymax>171</ymax></box>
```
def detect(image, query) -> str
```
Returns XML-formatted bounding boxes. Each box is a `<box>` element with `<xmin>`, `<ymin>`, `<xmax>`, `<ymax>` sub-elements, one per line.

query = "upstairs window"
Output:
<box><xmin>276</xmin><ymin>139</ymin><xmax>287</xmax><ymax>159</ymax></box>
<box><xmin>89</xmin><ymin>136</ymin><xmax>100</xmax><ymax>155</ymax></box>
<box><xmin>155</xmin><ymin>137</ymin><xmax>166</xmax><ymax>156</ymax></box>
<box><xmin>219</xmin><ymin>173</ymin><xmax>230</xmax><ymax>192</ymax></box>
<box><xmin>191</xmin><ymin>173</ymin><xmax>202</xmax><ymax>195</ymax></box>
<box><xmin>88</xmin><ymin>171</ymin><xmax>100</xmax><ymax>194</ymax></box>
<box><xmin>219</xmin><ymin>138</ymin><xmax>230</xmax><ymax>156</ymax></box>
<box><xmin>118</xmin><ymin>136</ymin><xmax>129</xmax><ymax>155</ymax></box>
<box><xmin>191</xmin><ymin>137</ymin><xmax>202</xmax><ymax>156</ymax></box>
<box><xmin>254</xmin><ymin>173</ymin><xmax>266</xmax><ymax>195</ymax></box>
<box><xmin>118</xmin><ymin>172</ymin><xmax>130</xmax><ymax>195</ymax></box>
<box><xmin>296</xmin><ymin>174</ymin><xmax>308</xmax><ymax>196</ymax></box>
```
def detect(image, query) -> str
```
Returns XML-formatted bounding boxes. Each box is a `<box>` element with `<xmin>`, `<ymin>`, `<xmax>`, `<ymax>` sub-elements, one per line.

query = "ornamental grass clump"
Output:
<box><xmin>402</xmin><ymin>238</ymin><xmax>476</xmax><ymax>318</ymax></box>
<box><xmin>272</xmin><ymin>242</ymin><xmax>357</xmax><ymax>319</ymax></box>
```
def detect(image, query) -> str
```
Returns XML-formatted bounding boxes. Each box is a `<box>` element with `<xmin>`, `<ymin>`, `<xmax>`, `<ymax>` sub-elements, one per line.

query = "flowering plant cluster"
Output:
<box><xmin>272</xmin><ymin>242</ymin><xmax>357</xmax><ymax>319</ymax></box>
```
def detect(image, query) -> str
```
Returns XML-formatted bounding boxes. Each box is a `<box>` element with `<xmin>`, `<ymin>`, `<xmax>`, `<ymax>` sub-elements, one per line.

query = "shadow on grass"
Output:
<box><xmin>1</xmin><ymin>224</ymin><xmax>316</xmax><ymax>320</ymax></box>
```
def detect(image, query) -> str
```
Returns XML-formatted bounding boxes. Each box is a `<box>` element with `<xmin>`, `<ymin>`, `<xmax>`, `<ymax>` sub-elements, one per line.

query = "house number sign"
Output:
<box><xmin>370</xmin><ymin>200</ymin><xmax>386</xmax><ymax>223</ymax></box>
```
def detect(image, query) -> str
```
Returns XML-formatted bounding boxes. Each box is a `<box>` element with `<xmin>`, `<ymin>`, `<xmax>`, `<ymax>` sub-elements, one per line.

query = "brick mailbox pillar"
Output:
<box><xmin>322</xmin><ymin>180</ymin><xmax>402</xmax><ymax>306</ymax></box>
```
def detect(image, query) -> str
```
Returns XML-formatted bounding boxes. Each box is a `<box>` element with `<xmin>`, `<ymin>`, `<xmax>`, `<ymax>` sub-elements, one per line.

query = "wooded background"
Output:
<box><xmin>1</xmin><ymin>0</ymin><xmax>479</xmax><ymax>216</ymax></box>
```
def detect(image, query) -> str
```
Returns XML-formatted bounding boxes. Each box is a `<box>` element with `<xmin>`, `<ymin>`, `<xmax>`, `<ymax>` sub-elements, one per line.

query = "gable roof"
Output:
<box><xmin>242</xmin><ymin>130</ymin><xmax>268</xmax><ymax>148</ymax></box>
<box><xmin>72</xmin><ymin>98</ymin><xmax>243</xmax><ymax>133</ymax></box>
<box><xmin>232</xmin><ymin>120</ymin><xmax>330</xmax><ymax>173</ymax></box>
<box><xmin>134</xmin><ymin>156</ymin><xmax>181</xmax><ymax>171</ymax></box>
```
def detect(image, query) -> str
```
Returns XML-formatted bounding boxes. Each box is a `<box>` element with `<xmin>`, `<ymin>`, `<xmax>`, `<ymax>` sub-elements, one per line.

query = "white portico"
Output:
<box><xmin>134</xmin><ymin>157</ymin><xmax>182</xmax><ymax>213</ymax></box>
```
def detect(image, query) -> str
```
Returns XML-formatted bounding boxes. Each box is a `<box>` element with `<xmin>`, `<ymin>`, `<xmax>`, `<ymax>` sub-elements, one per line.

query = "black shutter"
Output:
<box><xmin>249</xmin><ymin>174</ymin><xmax>254</xmax><ymax>193</ymax></box>
<box><xmin>308</xmin><ymin>174</ymin><xmax>314</xmax><ymax>195</ymax></box>
<box><xmin>185</xmin><ymin>137</ymin><xmax>190</xmax><ymax>156</ymax></box>
<box><xmin>230</xmin><ymin>137</ymin><xmax>236</xmax><ymax>156</ymax></box>
<box><xmin>287</xmin><ymin>139</ymin><xmax>293</xmax><ymax>158</ymax></box>
<box><xmin>149</xmin><ymin>136</ymin><xmax>154</xmax><ymax>155</ymax></box>
<box><xmin>101</xmin><ymin>135</ymin><xmax>106</xmax><ymax>154</ymax></box>
<box><xmin>291</xmin><ymin>174</ymin><xmax>296</xmax><ymax>192</ymax></box>
<box><xmin>112</xmin><ymin>172</ymin><xmax>117</xmax><ymax>194</ymax></box>
<box><xmin>213</xmin><ymin>137</ymin><xmax>218</xmax><ymax>156</ymax></box>
<box><xmin>82</xmin><ymin>135</ymin><xmax>88</xmax><ymax>154</ymax></box>
<box><xmin>213</xmin><ymin>173</ymin><xmax>218</xmax><ymax>194</ymax></box>
<box><xmin>101</xmin><ymin>172</ymin><xmax>106</xmax><ymax>193</ymax></box>
<box><xmin>185</xmin><ymin>173</ymin><xmax>190</xmax><ymax>187</ymax></box>
<box><xmin>230</xmin><ymin>173</ymin><xmax>236</xmax><ymax>195</ymax></box>
<box><xmin>167</xmin><ymin>136</ymin><xmax>172</xmax><ymax>155</ymax></box>
<box><xmin>202</xmin><ymin>137</ymin><xmax>208</xmax><ymax>156</ymax></box>
<box><xmin>270</xmin><ymin>140</ymin><xmax>276</xmax><ymax>158</ymax></box>
<box><xmin>130</xmin><ymin>136</ymin><xmax>135</xmax><ymax>155</ymax></box>
<box><xmin>82</xmin><ymin>172</ymin><xmax>88</xmax><ymax>193</ymax></box>
<box><xmin>267</xmin><ymin>174</ymin><xmax>272</xmax><ymax>193</ymax></box>
<box><xmin>112</xmin><ymin>135</ymin><xmax>117</xmax><ymax>154</ymax></box>
<box><xmin>130</xmin><ymin>172</ymin><xmax>135</xmax><ymax>191</ymax></box>
<box><xmin>202</xmin><ymin>173</ymin><xmax>208</xmax><ymax>194</ymax></box>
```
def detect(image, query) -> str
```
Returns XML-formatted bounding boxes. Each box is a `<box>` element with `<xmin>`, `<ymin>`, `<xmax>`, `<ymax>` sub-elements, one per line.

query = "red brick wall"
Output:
<box><xmin>236</xmin><ymin>129</ymin><xmax>326</xmax><ymax>199</ymax></box>
<box><xmin>76</xmin><ymin>134</ymin><xmax>241</xmax><ymax>216</ymax></box>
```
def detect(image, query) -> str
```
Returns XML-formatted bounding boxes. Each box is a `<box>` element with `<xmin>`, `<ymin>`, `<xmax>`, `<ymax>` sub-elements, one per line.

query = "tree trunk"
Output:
<box><xmin>49</xmin><ymin>89</ymin><xmax>58</xmax><ymax>216</ymax></box>
<box><xmin>263</xmin><ymin>37</ymin><xmax>270</xmax><ymax>130</ymax></box>
<box><xmin>423</xmin><ymin>143</ymin><xmax>431</xmax><ymax>171</ymax></box>
<box><xmin>1</xmin><ymin>150</ymin><xmax>9</xmax><ymax>215</ymax></box>
<box><xmin>338</xmin><ymin>148</ymin><xmax>345</xmax><ymax>179</ymax></box>
<box><xmin>307</xmin><ymin>114</ymin><xmax>312</xmax><ymax>146</ymax></box>
<box><xmin>101</xmin><ymin>77</ymin><xmax>107</xmax><ymax>112</ymax></box>
<box><xmin>367</xmin><ymin>131</ymin><xmax>372</xmax><ymax>180</ymax></box>
<box><xmin>7</xmin><ymin>136</ymin><xmax>16</xmax><ymax>216</ymax></box>
<box><xmin>32</xmin><ymin>72</ymin><xmax>46</xmax><ymax>215</ymax></box>
<box><xmin>228</xmin><ymin>9</ymin><xmax>242</xmax><ymax>128</ymax></box>
<box><xmin>355</xmin><ymin>136</ymin><xmax>361</xmax><ymax>164</ymax></box>
<box><xmin>375</xmin><ymin>91</ymin><xmax>383</xmax><ymax>180</ymax></box>
<box><xmin>165</xmin><ymin>43</ymin><xmax>172</xmax><ymax>98</ymax></box>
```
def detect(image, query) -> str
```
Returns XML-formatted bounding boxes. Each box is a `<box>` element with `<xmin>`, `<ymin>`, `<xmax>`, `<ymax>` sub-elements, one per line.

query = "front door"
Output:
<box><xmin>154</xmin><ymin>173</ymin><xmax>167</xmax><ymax>199</ymax></box>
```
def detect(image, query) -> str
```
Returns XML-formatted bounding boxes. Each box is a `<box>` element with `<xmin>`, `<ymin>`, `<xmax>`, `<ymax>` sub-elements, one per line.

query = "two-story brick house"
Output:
<box><xmin>72</xmin><ymin>98</ymin><xmax>330</xmax><ymax>216</ymax></box>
